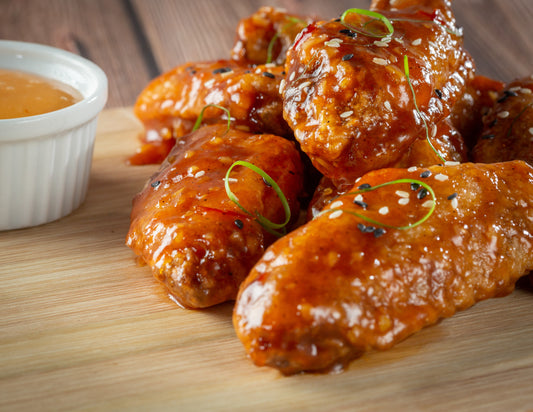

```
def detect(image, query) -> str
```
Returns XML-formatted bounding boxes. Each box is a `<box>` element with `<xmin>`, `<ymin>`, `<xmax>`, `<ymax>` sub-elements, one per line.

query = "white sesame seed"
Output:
<box><xmin>204</xmin><ymin>79</ymin><xmax>215</xmax><ymax>88</ymax></box>
<box><xmin>373</xmin><ymin>57</ymin><xmax>389</xmax><ymax>66</ymax></box>
<box><xmin>289</xmin><ymin>72</ymin><xmax>295</xmax><ymax>81</ymax></box>
<box><xmin>384</xmin><ymin>101</ymin><xmax>392</xmax><ymax>111</ymax></box>
<box><xmin>330</xmin><ymin>200</ymin><xmax>343</xmax><ymax>209</ymax></box>
<box><xmin>160</xmin><ymin>99</ymin><xmax>173</xmax><ymax>109</ymax></box>
<box><xmin>394</xmin><ymin>37</ymin><xmax>404</xmax><ymax>44</ymax></box>
<box><xmin>355</xmin><ymin>194</ymin><xmax>364</xmax><ymax>203</ymax></box>
<box><xmin>497</xmin><ymin>111</ymin><xmax>510</xmax><ymax>118</ymax></box>
<box><xmin>529</xmin><ymin>127</ymin><xmax>533</xmax><ymax>135</ymax></box>
<box><xmin>264</xmin><ymin>63</ymin><xmax>276</xmax><ymax>68</ymax></box>
<box><xmin>509</xmin><ymin>86</ymin><xmax>521</xmax><ymax>92</ymax></box>
<box><xmin>379</xmin><ymin>206</ymin><xmax>389</xmax><ymax>215</ymax></box>
<box><xmin>329</xmin><ymin>210</ymin><xmax>344</xmax><ymax>219</ymax></box>
<box><xmin>184</xmin><ymin>150</ymin><xmax>195</xmax><ymax>159</ymax></box>
<box><xmin>226</xmin><ymin>177</ymin><xmax>238</xmax><ymax>183</ymax></box>
<box><xmin>340</xmin><ymin>110</ymin><xmax>354</xmax><ymax>118</ymax></box>
<box><xmin>434</xmin><ymin>173</ymin><xmax>448</xmax><ymax>182</ymax></box>
<box><xmin>521</xmin><ymin>88</ymin><xmax>532</xmax><ymax>94</ymax></box>
<box><xmin>194</xmin><ymin>170</ymin><xmax>205</xmax><ymax>178</ymax></box>
<box><xmin>396</xmin><ymin>190</ymin><xmax>410</xmax><ymax>198</ymax></box>
<box><xmin>398</xmin><ymin>198</ymin><xmax>410</xmax><ymax>205</ymax></box>
<box><xmin>279</xmin><ymin>79</ymin><xmax>286</xmax><ymax>94</ymax></box>
<box><xmin>422</xmin><ymin>200</ymin><xmax>434</xmax><ymax>208</ymax></box>
<box><xmin>431</xmin><ymin>124</ymin><xmax>438</xmax><ymax>138</ymax></box>
<box><xmin>374</xmin><ymin>40</ymin><xmax>389</xmax><ymax>47</ymax></box>
<box><xmin>325</xmin><ymin>38</ymin><xmax>343</xmax><ymax>47</ymax></box>
<box><xmin>299</xmin><ymin>81</ymin><xmax>311</xmax><ymax>89</ymax></box>
<box><xmin>445</xmin><ymin>161</ymin><xmax>460</xmax><ymax>166</ymax></box>
<box><xmin>412</xmin><ymin>38</ymin><xmax>422</xmax><ymax>46</ymax></box>
<box><xmin>408</xmin><ymin>166</ymin><xmax>418</xmax><ymax>172</ymax></box>
<box><xmin>451</xmin><ymin>198</ymin><xmax>458</xmax><ymax>209</ymax></box>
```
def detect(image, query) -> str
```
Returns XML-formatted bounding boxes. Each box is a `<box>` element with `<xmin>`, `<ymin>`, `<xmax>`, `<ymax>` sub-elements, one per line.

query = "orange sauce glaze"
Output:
<box><xmin>0</xmin><ymin>69</ymin><xmax>82</xmax><ymax>119</ymax></box>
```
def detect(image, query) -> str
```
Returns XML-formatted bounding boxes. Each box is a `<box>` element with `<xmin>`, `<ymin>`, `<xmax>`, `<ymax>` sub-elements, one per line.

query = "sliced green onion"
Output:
<box><xmin>224</xmin><ymin>160</ymin><xmax>291</xmax><ymax>237</ymax></box>
<box><xmin>319</xmin><ymin>178</ymin><xmax>436</xmax><ymax>230</ymax></box>
<box><xmin>266</xmin><ymin>16</ymin><xmax>306</xmax><ymax>64</ymax></box>
<box><xmin>192</xmin><ymin>104</ymin><xmax>231</xmax><ymax>133</ymax></box>
<box><xmin>403</xmin><ymin>55</ymin><xmax>446</xmax><ymax>163</ymax></box>
<box><xmin>340</xmin><ymin>8</ymin><xmax>394</xmax><ymax>39</ymax></box>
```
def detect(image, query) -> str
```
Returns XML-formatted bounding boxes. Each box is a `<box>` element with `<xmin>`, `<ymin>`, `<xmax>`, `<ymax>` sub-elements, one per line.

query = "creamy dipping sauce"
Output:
<box><xmin>0</xmin><ymin>69</ymin><xmax>83</xmax><ymax>119</ymax></box>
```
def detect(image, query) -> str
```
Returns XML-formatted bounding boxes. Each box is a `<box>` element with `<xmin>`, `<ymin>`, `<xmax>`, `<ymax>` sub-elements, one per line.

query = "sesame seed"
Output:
<box><xmin>234</xmin><ymin>219</ymin><xmax>244</xmax><ymax>229</ymax></box>
<box><xmin>354</xmin><ymin>194</ymin><xmax>364</xmax><ymax>202</ymax></box>
<box><xmin>226</xmin><ymin>177</ymin><xmax>238</xmax><ymax>183</ymax></box>
<box><xmin>194</xmin><ymin>170</ymin><xmax>205</xmax><ymax>178</ymax></box>
<box><xmin>398</xmin><ymin>198</ymin><xmax>410</xmax><ymax>205</ymax></box>
<box><xmin>151</xmin><ymin>180</ymin><xmax>161</xmax><ymax>188</ymax></box>
<box><xmin>394</xmin><ymin>37</ymin><xmax>404</xmax><ymax>44</ymax></box>
<box><xmin>451</xmin><ymin>198</ymin><xmax>458</xmax><ymax>209</ymax></box>
<box><xmin>379</xmin><ymin>206</ymin><xmax>389</xmax><ymax>215</ymax></box>
<box><xmin>212</xmin><ymin>67</ymin><xmax>232</xmax><ymax>74</ymax></box>
<box><xmin>325</xmin><ymin>38</ymin><xmax>343</xmax><ymax>47</ymax></box>
<box><xmin>447</xmin><ymin>192</ymin><xmax>458</xmax><ymax>200</ymax></box>
<box><xmin>431</xmin><ymin>124</ymin><xmax>438</xmax><ymax>138</ymax></box>
<box><xmin>373</xmin><ymin>57</ymin><xmax>389</xmax><ymax>66</ymax></box>
<box><xmin>358</xmin><ymin>223</ymin><xmax>376</xmax><ymax>233</ymax></box>
<box><xmin>434</xmin><ymin>173</ymin><xmax>448</xmax><ymax>182</ymax></box>
<box><xmin>497</xmin><ymin>111</ymin><xmax>510</xmax><ymax>118</ymax></box>
<box><xmin>188</xmin><ymin>165</ymin><xmax>199</xmax><ymax>174</ymax></box>
<box><xmin>342</xmin><ymin>53</ymin><xmax>354</xmax><ymax>61</ymax></box>
<box><xmin>279</xmin><ymin>79</ymin><xmax>286</xmax><ymax>93</ymax></box>
<box><xmin>445</xmin><ymin>161</ymin><xmax>460</xmax><ymax>166</ymax></box>
<box><xmin>299</xmin><ymin>81</ymin><xmax>311</xmax><ymax>89</ymax></box>
<box><xmin>204</xmin><ymin>79</ymin><xmax>215</xmax><ymax>88</ymax></box>
<box><xmin>435</xmin><ymin>89</ymin><xmax>443</xmax><ymax>99</ymax></box>
<box><xmin>262</xmin><ymin>177</ymin><xmax>272</xmax><ymax>187</ymax></box>
<box><xmin>374</xmin><ymin>40</ymin><xmax>389</xmax><ymax>47</ymax></box>
<box><xmin>358</xmin><ymin>183</ymin><xmax>372</xmax><ymax>190</ymax></box>
<box><xmin>374</xmin><ymin>228</ymin><xmax>386</xmax><ymax>238</ymax></box>
<box><xmin>408</xmin><ymin>166</ymin><xmax>418</xmax><ymax>172</ymax></box>
<box><xmin>529</xmin><ymin>127</ymin><xmax>533</xmax><ymax>135</ymax></box>
<box><xmin>340</xmin><ymin>110</ymin><xmax>353</xmax><ymax>118</ymax></box>
<box><xmin>412</xmin><ymin>38</ymin><xmax>422</xmax><ymax>46</ymax></box>
<box><xmin>420</xmin><ymin>170</ymin><xmax>432</xmax><ymax>178</ymax></box>
<box><xmin>289</xmin><ymin>72</ymin><xmax>295</xmax><ymax>81</ymax></box>
<box><xmin>330</xmin><ymin>200</ymin><xmax>343</xmax><ymax>209</ymax></box>
<box><xmin>520</xmin><ymin>88</ymin><xmax>532</xmax><ymax>94</ymax></box>
<box><xmin>329</xmin><ymin>210</ymin><xmax>343</xmax><ymax>219</ymax></box>
<box><xmin>410</xmin><ymin>183</ymin><xmax>420</xmax><ymax>191</ymax></box>
<box><xmin>339</xmin><ymin>29</ymin><xmax>356</xmax><ymax>38</ymax></box>
<box><xmin>384</xmin><ymin>101</ymin><xmax>392</xmax><ymax>111</ymax></box>
<box><xmin>262</xmin><ymin>71</ymin><xmax>275</xmax><ymax>79</ymax></box>
<box><xmin>418</xmin><ymin>188</ymin><xmax>429</xmax><ymax>199</ymax></box>
<box><xmin>353</xmin><ymin>199</ymin><xmax>368</xmax><ymax>209</ymax></box>
<box><xmin>422</xmin><ymin>200</ymin><xmax>434</xmax><ymax>208</ymax></box>
<box><xmin>482</xmin><ymin>134</ymin><xmax>495</xmax><ymax>140</ymax></box>
<box><xmin>396</xmin><ymin>190</ymin><xmax>410</xmax><ymax>198</ymax></box>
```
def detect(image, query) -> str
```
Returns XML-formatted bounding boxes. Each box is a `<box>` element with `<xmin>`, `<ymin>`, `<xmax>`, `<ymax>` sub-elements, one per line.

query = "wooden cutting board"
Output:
<box><xmin>1</xmin><ymin>108</ymin><xmax>532</xmax><ymax>412</ymax></box>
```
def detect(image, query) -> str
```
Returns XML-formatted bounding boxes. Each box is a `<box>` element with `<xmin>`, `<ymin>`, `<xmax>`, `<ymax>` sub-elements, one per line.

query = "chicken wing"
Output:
<box><xmin>231</xmin><ymin>6</ymin><xmax>314</xmax><ymax>66</ymax></box>
<box><xmin>131</xmin><ymin>61</ymin><xmax>291</xmax><ymax>164</ymax></box>
<box><xmin>282</xmin><ymin>0</ymin><xmax>474</xmax><ymax>182</ymax></box>
<box><xmin>127</xmin><ymin>124</ymin><xmax>304</xmax><ymax>308</ymax></box>
<box><xmin>472</xmin><ymin>76</ymin><xmax>533</xmax><ymax>164</ymax></box>
<box><xmin>234</xmin><ymin>161</ymin><xmax>533</xmax><ymax>374</ymax></box>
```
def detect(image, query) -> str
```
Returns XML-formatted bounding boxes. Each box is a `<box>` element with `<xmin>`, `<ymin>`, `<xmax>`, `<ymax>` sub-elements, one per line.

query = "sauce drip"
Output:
<box><xmin>0</xmin><ymin>69</ymin><xmax>82</xmax><ymax>119</ymax></box>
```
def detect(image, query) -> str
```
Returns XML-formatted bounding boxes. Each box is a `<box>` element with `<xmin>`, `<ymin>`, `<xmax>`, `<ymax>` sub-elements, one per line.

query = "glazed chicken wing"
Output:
<box><xmin>126</xmin><ymin>124</ymin><xmax>304</xmax><ymax>308</ymax></box>
<box><xmin>231</xmin><ymin>6</ymin><xmax>314</xmax><ymax>66</ymax></box>
<box><xmin>131</xmin><ymin>61</ymin><xmax>291</xmax><ymax>164</ymax></box>
<box><xmin>234</xmin><ymin>161</ymin><xmax>533</xmax><ymax>374</ymax></box>
<box><xmin>282</xmin><ymin>0</ymin><xmax>474</xmax><ymax>182</ymax></box>
<box><xmin>472</xmin><ymin>77</ymin><xmax>533</xmax><ymax>164</ymax></box>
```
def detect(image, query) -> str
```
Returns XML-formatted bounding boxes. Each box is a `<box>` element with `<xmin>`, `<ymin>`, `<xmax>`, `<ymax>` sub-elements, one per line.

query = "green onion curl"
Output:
<box><xmin>340</xmin><ymin>8</ymin><xmax>394</xmax><ymax>39</ymax></box>
<box><xmin>224</xmin><ymin>160</ymin><xmax>291</xmax><ymax>237</ymax></box>
<box><xmin>192</xmin><ymin>104</ymin><xmax>231</xmax><ymax>133</ymax></box>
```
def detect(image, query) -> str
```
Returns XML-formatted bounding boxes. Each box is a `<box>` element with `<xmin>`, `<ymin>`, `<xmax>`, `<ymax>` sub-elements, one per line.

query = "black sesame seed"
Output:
<box><xmin>353</xmin><ymin>200</ymin><xmax>368</xmax><ymax>209</ymax></box>
<box><xmin>497</xmin><ymin>90</ymin><xmax>518</xmax><ymax>103</ymax></box>
<box><xmin>357</xmin><ymin>223</ymin><xmax>367</xmax><ymax>233</ymax></box>
<box><xmin>281</xmin><ymin>71</ymin><xmax>286</xmax><ymax>75</ymax></box>
<box><xmin>435</xmin><ymin>89</ymin><xmax>443</xmax><ymax>99</ymax></box>
<box><xmin>447</xmin><ymin>192</ymin><xmax>458</xmax><ymax>200</ymax></box>
<box><xmin>364</xmin><ymin>225</ymin><xmax>376</xmax><ymax>233</ymax></box>
<box><xmin>339</xmin><ymin>28</ymin><xmax>356</xmax><ymax>38</ymax></box>
<box><xmin>410</xmin><ymin>182</ymin><xmax>421</xmax><ymax>191</ymax></box>
<box><xmin>234</xmin><ymin>219</ymin><xmax>244</xmax><ymax>229</ymax></box>
<box><xmin>244</xmin><ymin>70</ymin><xmax>252</xmax><ymax>74</ymax></box>
<box><xmin>334</xmin><ymin>18</ymin><xmax>341</xmax><ymax>22</ymax></box>
<box><xmin>212</xmin><ymin>67</ymin><xmax>232</xmax><ymax>74</ymax></box>
<box><xmin>342</xmin><ymin>53</ymin><xmax>354</xmax><ymax>61</ymax></box>
<box><xmin>262</xmin><ymin>71</ymin><xmax>275</xmax><ymax>79</ymax></box>
<box><xmin>374</xmin><ymin>228</ymin><xmax>386</xmax><ymax>238</ymax></box>
<box><xmin>358</xmin><ymin>183</ymin><xmax>372</xmax><ymax>190</ymax></box>
<box><xmin>151</xmin><ymin>180</ymin><xmax>161</xmax><ymax>188</ymax></box>
<box><xmin>489</xmin><ymin>119</ymin><xmax>498</xmax><ymax>128</ymax></box>
<box><xmin>417</xmin><ymin>188</ymin><xmax>429</xmax><ymax>199</ymax></box>
<box><xmin>263</xmin><ymin>177</ymin><xmax>272</xmax><ymax>187</ymax></box>
<box><xmin>482</xmin><ymin>134</ymin><xmax>495</xmax><ymax>140</ymax></box>
<box><xmin>420</xmin><ymin>170</ymin><xmax>432</xmax><ymax>178</ymax></box>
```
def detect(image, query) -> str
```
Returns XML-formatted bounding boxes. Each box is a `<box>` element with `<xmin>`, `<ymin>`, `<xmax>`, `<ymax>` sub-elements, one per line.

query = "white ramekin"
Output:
<box><xmin>0</xmin><ymin>40</ymin><xmax>108</xmax><ymax>231</ymax></box>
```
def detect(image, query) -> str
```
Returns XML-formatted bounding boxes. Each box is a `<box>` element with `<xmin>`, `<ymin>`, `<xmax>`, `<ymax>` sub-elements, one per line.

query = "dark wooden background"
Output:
<box><xmin>2</xmin><ymin>0</ymin><xmax>532</xmax><ymax>108</ymax></box>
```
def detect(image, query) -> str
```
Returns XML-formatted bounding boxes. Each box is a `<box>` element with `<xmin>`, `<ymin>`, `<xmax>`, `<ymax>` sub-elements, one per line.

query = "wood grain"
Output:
<box><xmin>0</xmin><ymin>108</ymin><xmax>532</xmax><ymax>411</ymax></box>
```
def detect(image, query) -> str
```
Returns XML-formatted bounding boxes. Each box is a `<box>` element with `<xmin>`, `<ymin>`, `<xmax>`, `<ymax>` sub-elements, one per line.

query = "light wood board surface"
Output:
<box><xmin>1</xmin><ymin>108</ymin><xmax>533</xmax><ymax>411</ymax></box>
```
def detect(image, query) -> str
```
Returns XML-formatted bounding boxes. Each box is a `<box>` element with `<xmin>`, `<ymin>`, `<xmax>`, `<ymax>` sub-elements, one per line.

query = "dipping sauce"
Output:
<box><xmin>0</xmin><ymin>69</ymin><xmax>83</xmax><ymax>119</ymax></box>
